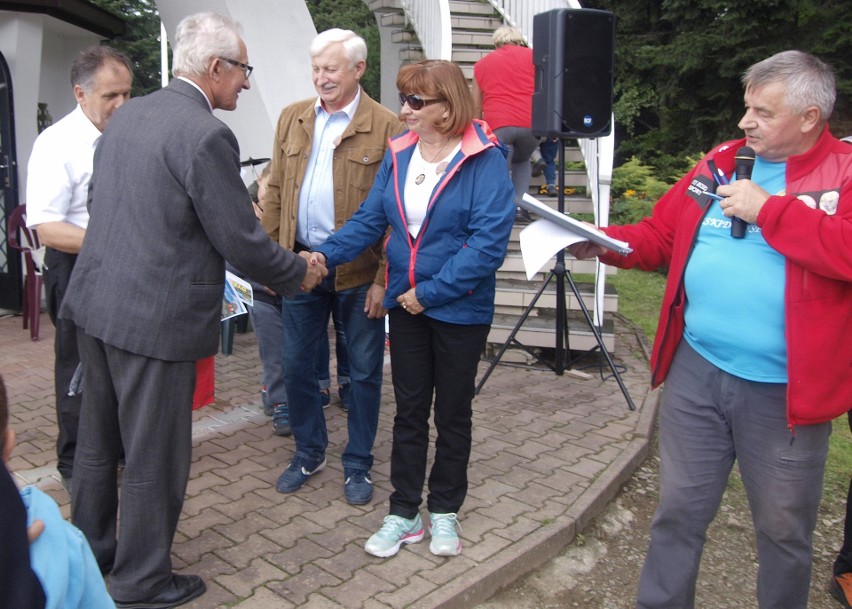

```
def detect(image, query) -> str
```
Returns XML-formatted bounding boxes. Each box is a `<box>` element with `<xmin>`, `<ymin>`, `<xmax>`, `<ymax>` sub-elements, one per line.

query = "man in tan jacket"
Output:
<box><xmin>262</xmin><ymin>28</ymin><xmax>403</xmax><ymax>504</ymax></box>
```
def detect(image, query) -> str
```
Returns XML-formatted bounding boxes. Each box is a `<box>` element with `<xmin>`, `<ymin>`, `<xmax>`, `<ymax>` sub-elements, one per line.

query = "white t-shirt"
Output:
<box><xmin>25</xmin><ymin>105</ymin><xmax>102</xmax><ymax>230</ymax></box>
<box><xmin>404</xmin><ymin>141</ymin><xmax>461</xmax><ymax>238</ymax></box>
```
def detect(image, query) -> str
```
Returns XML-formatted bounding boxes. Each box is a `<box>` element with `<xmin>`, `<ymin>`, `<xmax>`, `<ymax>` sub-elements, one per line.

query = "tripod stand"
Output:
<box><xmin>475</xmin><ymin>139</ymin><xmax>635</xmax><ymax>411</ymax></box>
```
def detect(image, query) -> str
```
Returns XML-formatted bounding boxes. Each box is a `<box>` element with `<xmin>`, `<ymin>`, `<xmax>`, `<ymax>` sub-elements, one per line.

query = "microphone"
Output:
<box><xmin>731</xmin><ymin>146</ymin><xmax>755</xmax><ymax>238</ymax></box>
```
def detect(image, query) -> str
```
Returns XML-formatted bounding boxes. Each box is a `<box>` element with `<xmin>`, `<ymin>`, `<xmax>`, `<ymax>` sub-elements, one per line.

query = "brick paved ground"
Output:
<box><xmin>0</xmin><ymin>312</ymin><xmax>659</xmax><ymax>609</ymax></box>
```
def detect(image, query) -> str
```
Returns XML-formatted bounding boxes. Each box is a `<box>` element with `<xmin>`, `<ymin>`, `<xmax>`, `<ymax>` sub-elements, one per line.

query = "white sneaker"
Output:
<box><xmin>428</xmin><ymin>512</ymin><xmax>462</xmax><ymax>556</ymax></box>
<box><xmin>364</xmin><ymin>514</ymin><xmax>425</xmax><ymax>558</ymax></box>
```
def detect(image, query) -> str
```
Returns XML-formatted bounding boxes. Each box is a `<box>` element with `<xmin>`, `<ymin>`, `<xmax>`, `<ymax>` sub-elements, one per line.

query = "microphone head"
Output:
<box><xmin>734</xmin><ymin>146</ymin><xmax>755</xmax><ymax>163</ymax></box>
<box><xmin>731</xmin><ymin>146</ymin><xmax>755</xmax><ymax>238</ymax></box>
<box><xmin>735</xmin><ymin>146</ymin><xmax>755</xmax><ymax>180</ymax></box>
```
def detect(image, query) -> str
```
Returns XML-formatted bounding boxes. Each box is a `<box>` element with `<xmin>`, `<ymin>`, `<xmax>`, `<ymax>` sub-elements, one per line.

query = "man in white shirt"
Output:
<box><xmin>25</xmin><ymin>46</ymin><xmax>133</xmax><ymax>493</ymax></box>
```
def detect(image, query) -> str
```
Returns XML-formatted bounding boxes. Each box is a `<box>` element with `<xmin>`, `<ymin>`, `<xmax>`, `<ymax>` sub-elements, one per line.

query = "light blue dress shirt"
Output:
<box><xmin>297</xmin><ymin>90</ymin><xmax>361</xmax><ymax>248</ymax></box>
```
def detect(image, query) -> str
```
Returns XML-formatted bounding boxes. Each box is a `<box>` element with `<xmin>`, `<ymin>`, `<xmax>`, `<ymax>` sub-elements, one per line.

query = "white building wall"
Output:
<box><xmin>4</xmin><ymin>0</ymin><xmax>321</xmax><ymax>196</ymax></box>
<box><xmin>156</xmin><ymin>0</ymin><xmax>318</xmax><ymax>165</ymax></box>
<box><xmin>0</xmin><ymin>12</ymin><xmax>104</xmax><ymax>201</ymax></box>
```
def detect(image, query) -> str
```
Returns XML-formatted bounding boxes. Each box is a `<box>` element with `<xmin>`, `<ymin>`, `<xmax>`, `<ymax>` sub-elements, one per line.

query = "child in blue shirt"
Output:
<box><xmin>0</xmin><ymin>374</ymin><xmax>115</xmax><ymax>609</ymax></box>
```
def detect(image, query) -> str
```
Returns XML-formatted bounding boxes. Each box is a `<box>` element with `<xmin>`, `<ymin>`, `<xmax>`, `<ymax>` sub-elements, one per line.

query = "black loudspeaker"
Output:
<box><xmin>532</xmin><ymin>8</ymin><xmax>615</xmax><ymax>138</ymax></box>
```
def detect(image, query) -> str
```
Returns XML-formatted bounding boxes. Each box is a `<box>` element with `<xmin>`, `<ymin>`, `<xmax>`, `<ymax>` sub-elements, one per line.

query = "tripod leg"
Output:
<box><xmin>476</xmin><ymin>270</ymin><xmax>557</xmax><ymax>394</ymax></box>
<box><xmin>564</xmin><ymin>270</ymin><xmax>636</xmax><ymax>410</ymax></box>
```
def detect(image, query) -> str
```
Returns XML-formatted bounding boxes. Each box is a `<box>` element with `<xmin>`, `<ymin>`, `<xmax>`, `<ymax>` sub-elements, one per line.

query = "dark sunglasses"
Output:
<box><xmin>398</xmin><ymin>93</ymin><xmax>444</xmax><ymax>111</ymax></box>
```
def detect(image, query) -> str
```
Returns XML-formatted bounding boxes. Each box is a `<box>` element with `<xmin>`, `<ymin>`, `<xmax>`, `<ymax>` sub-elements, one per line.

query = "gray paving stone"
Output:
<box><xmin>0</xmin><ymin>312</ymin><xmax>657</xmax><ymax>608</ymax></box>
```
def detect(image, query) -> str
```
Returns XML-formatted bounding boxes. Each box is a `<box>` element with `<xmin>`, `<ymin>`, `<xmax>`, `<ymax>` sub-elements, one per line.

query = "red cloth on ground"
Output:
<box><xmin>192</xmin><ymin>356</ymin><xmax>215</xmax><ymax>410</ymax></box>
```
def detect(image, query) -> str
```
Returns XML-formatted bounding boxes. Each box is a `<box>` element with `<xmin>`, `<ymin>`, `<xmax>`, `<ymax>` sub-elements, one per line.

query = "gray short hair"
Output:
<box><xmin>492</xmin><ymin>26</ymin><xmax>526</xmax><ymax>48</ymax></box>
<box><xmin>309</xmin><ymin>29</ymin><xmax>367</xmax><ymax>67</ymax></box>
<box><xmin>71</xmin><ymin>46</ymin><xmax>132</xmax><ymax>92</ymax></box>
<box><xmin>172</xmin><ymin>12</ymin><xmax>242</xmax><ymax>77</ymax></box>
<box><xmin>743</xmin><ymin>50</ymin><xmax>835</xmax><ymax>122</ymax></box>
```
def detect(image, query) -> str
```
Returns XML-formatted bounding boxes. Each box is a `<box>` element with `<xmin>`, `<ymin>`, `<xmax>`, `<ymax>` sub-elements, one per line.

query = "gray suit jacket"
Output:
<box><xmin>61</xmin><ymin>79</ymin><xmax>306</xmax><ymax>361</ymax></box>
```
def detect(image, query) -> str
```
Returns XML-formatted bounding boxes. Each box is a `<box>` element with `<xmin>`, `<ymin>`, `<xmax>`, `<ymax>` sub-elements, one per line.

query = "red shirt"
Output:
<box><xmin>474</xmin><ymin>45</ymin><xmax>534</xmax><ymax>131</ymax></box>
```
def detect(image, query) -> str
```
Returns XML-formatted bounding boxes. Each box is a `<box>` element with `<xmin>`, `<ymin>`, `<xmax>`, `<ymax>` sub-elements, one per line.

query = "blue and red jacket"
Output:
<box><xmin>318</xmin><ymin>119</ymin><xmax>515</xmax><ymax>325</ymax></box>
<box><xmin>601</xmin><ymin>127</ymin><xmax>852</xmax><ymax>426</ymax></box>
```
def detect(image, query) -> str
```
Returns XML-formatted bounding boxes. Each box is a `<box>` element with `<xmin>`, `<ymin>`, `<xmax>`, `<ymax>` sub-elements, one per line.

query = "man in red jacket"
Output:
<box><xmin>571</xmin><ymin>50</ymin><xmax>852</xmax><ymax>609</ymax></box>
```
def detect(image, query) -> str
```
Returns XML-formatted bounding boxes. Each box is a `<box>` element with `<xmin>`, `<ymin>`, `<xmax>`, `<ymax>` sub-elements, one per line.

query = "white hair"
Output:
<box><xmin>309</xmin><ymin>29</ymin><xmax>367</xmax><ymax>67</ymax></box>
<box><xmin>171</xmin><ymin>12</ymin><xmax>242</xmax><ymax>77</ymax></box>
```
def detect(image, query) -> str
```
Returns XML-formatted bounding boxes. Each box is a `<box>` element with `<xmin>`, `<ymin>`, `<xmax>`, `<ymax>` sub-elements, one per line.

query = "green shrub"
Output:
<box><xmin>611</xmin><ymin>198</ymin><xmax>655</xmax><ymax>225</ymax></box>
<box><xmin>611</xmin><ymin>157</ymin><xmax>670</xmax><ymax>200</ymax></box>
<box><xmin>609</xmin><ymin>157</ymin><xmax>672</xmax><ymax>224</ymax></box>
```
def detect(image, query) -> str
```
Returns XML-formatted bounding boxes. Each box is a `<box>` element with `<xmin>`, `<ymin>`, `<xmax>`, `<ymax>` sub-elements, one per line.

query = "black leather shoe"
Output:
<box><xmin>515</xmin><ymin>207</ymin><xmax>532</xmax><ymax>223</ymax></box>
<box><xmin>114</xmin><ymin>574</ymin><xmax>206</xmax><ymax>609</ymax></box>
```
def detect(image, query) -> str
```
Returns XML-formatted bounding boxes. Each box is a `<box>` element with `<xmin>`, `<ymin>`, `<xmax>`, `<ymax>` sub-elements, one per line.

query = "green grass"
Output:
<box><xmin>827</xmin><ymin>417</ymin><xmax>852</xmax><ymax>496</ymax></box>
<box><xmin>608</xmin><ymin>266</ymin><xmax>852</xmax><ymax>496</ymax></box>
<box><xmin>608</xmin><ymin>268</ymin><xmax>667</xmax><ymax>342</ymax></box>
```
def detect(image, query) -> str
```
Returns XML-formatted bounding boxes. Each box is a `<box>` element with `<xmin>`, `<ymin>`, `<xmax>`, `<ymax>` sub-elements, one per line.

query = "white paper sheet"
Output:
<box><xmin>519</xmin><ymin>219</ymin><xmax>588</xmax><ymax>280</ymax></box>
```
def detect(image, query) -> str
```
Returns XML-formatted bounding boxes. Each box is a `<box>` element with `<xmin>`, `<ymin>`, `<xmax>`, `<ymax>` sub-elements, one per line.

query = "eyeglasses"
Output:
<box><xmin>399</xmin><ymin>93</ymin><xmax>444</xmax><ymax>111</ymax></box>
<box><xmin>219</xmin><ymin>57</ymin><xmax>253</xmax><ymax>79</ymax></box>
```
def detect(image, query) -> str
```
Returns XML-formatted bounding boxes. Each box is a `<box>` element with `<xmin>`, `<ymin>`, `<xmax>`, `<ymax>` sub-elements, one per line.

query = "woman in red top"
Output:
<box><xmin>472</xmin><ymin>26</ymin><xmax>539</xmax><ymax>222</ymax></box>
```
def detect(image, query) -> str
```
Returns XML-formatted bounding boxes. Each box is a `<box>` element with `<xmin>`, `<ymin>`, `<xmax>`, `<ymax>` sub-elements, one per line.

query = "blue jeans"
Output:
<box><xmin>281</xmin><ymin>274</ymin><xmax>384</xmax><ymax>472</ymax></box>
<box><xmin>317</xmin><ymin>300</ymin><xmax>350</xmax><ymax>390</ymax></box>
<box><xmin>539</xmin><ymin>138</ymin><xmax>558</xmax><ymax>185</ymax></box>
<box><xmin>248</xmin><ymin>297</ymin><xmax>287</xmax><ymax>406</ymax></box>
<box><xmin>636</xmin><ymin>340</ymin><xmax>830</xmax><ymax>609</ymax></box>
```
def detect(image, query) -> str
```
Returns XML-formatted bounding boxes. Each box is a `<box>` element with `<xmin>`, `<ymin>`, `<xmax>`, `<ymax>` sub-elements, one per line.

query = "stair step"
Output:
<box><xmin>452</xmin><ymin>48</ymin><xmax>490</xmax><ymax>63</ymax></box>
<box><xmin>517</xmin><ymin>194</ymin><xmax>595</xmax><ymax>216</ymax></box>
<box><xmin>365</xmin><ymin>0</ymin><xmax>402</xmax><ymax>12</ymax></box>
<box><xmin>379</xmin><ymin>11</ymin><xmax>406</xmax><ymax>27</ymax></box>
<box><xmin>494</xmin><ymin>278</ymin><xmax>618</xmax><ymax>314</ymax></box>
<box><xmin>452</xmin><ymin>30</ymin><xmax>494</xmax><ymax>46</ymax></box>
<box><xmin>449</xmin><ymin>0</ymin><xmax>498</xmax><ymax>16</ymax></box>
<box><xmin>391</xmin><ymin>30</ymin><xmax>419</xmax><ymax>44</ymax></box>
<box><xmin>488</xmin><ymin>311</ymin><xmax>615</xmax><ymax>352</ymax></box>
<box><xmin>399</xmin><ymin>48</ymin><xmax>425</xmax><ymax>61</ymax></box>
<box><xmin>507</xmin><ymin>216</ymin><xmax>613</xmax><ymax>246</ymax></box>
<box><xmin>496</xmin><ymin>253</ymin><xmax>616</xmax><ymax>282</ymax></box>
<box><xmin>452</xmin><ymin>15</ymin><xmax>503</xmax><ymax>31</ymax></box>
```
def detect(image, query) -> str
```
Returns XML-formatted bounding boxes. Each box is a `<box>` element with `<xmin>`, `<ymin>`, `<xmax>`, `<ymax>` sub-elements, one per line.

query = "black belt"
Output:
<box><xmin>293</xmin><ymin>241</ymin><xmax>310</xmax><ymax>253</ymax></box>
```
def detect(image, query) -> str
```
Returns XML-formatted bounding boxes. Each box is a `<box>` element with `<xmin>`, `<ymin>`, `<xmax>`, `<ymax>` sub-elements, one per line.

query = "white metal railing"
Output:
<box><xmin>579</xmin><ymin>131</ymin><xmax>614</xmax><ymax>327</ymax></box>
<box><xmin>399</xmin><ymin>0</ymin><xmax>452</xmax><ymax>60</ymax></box>
<box><xmin>484</xmin><ymin>0</ymin><xmax>580</xmax><ymax>46</ymax></box>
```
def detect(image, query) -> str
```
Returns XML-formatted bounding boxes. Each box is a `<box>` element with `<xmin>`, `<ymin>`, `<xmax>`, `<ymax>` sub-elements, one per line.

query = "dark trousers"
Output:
<box><xmin>636</xmin><ymin>341</ymin><xmax>830</xmax><ymax>609</ymax></box>
<box><xmin>386</xmin><ymin>308</ymin><xmax>489</xmax><ymax>518</ymax></box>
<box><xmin>44</xmin><ymin>247</ymin><xmax>81</xmax><ymax>479</ymax></box>
<box><xmin>72</xmin><ymin>332</ymin><xmax>194</xmax><ymax>601</ymax></box>
<box><xmin>834</xmin><ymin>411</ymin><xmax>852</xmax><ymax>575</ymax></box>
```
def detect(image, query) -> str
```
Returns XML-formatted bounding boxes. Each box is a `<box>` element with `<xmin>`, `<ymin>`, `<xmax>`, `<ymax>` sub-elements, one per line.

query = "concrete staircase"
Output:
<box><xmin>493</xmin><ymin>171</ymin><xmax>616</xmax><ymax>357</ymax></box>
<box><xmin>366</xmin><ymin>0</ymin><xmax>501</xmax><ymax>73</ymax></box>
<box><xmin>366</xmin><ymin>0</ymin><xmax>618</xmax><ymax>358</ymax></box>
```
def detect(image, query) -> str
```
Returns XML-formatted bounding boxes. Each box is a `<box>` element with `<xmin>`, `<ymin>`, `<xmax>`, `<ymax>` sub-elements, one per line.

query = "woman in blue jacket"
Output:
<box><xmin>314</xmin><ymin>60</ymin><xmax>515</xmax><ymax>559</ymax></box>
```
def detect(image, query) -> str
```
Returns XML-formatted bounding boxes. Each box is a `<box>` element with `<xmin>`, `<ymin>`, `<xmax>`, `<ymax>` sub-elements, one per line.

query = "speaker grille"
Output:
<box><xmin>532</xmin><ymin>9</ymin><xmax>615</xmax><ymax>138</ymax></box>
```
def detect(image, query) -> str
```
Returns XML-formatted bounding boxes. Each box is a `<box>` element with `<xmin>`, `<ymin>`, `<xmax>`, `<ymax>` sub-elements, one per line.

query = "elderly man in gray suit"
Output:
<box><xmin>60</xmin><ymin>12</ymin><xmax>327</xmax><ymax>609</ymax></box>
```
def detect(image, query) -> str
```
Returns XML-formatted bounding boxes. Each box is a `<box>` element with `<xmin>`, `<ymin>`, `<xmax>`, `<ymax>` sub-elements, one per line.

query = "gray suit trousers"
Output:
<box><xmin>72</xmin><ymin>332</ymin><xmax>194</xmax><ymax>600</ymax></box>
